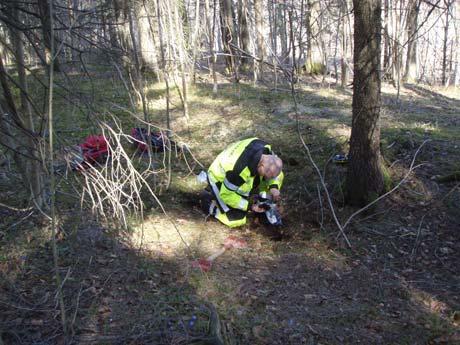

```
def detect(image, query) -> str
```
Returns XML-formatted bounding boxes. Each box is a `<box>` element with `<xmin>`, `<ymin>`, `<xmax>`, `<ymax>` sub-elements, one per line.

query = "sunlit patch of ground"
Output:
<box><xmin>1</xmin><ymin>69</ymin><xmax>459</xmax><ymax>343</ymax></box>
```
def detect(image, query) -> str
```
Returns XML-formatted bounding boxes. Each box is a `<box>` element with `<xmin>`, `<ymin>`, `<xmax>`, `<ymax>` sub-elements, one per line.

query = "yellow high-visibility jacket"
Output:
<box><xmin>208</xmin><ymin>138</ymin><xmax>283</xmax><ymax>213</ymax></box>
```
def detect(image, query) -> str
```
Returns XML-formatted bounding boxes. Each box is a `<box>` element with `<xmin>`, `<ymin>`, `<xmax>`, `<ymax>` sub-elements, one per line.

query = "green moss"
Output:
<box><xmin>381</xmin><ymin>163</ymin><xmax>392</xmax><ymax>191</ymax></box>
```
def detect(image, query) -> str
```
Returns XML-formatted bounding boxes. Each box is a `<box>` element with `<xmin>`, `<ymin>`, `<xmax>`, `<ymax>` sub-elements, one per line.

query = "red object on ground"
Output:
<box><xmin>191</xmin><ymin>236</ymin><xmax>247</xmax><ymax>272</ymax></box>
<box><xmin>224</xmin><ymin>235</ymin><xmax>248</xmax><ymax>249</ymax></box>
<box><xmin>191</xmin><ymin>258</ymin><xmax>212</xmax><ymax>272</ymax></box>
<box><xmin>79</xmin><ymin>135</ymin><xmax>109</xmax><ymax>165</ymax></box>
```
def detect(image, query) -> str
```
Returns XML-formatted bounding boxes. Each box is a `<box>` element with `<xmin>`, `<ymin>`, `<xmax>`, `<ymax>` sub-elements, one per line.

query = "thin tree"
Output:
<box><xmin>347</xmin><ymin>0</ymin><xmax>386</xmax><ymax>206</ymax></box>
<box><xmin>254</xmin><ymin>0</ymin><xmax>265</xmax><ymax>80</ymax></box>
<box><xmin>441</xmin><ymin>0</ymin><xmax>454</xmax><ymax>86</ymax></box>
<box><xmin>205</xmin><ymin>0</ymin><xmax>218</xmax><ymax>94</ymax></box>
<box><xmin>238</xmin><ymin>0</ymin><xmax>250</xmax><ymax>69</ymax></box>
<box><xmin>37</xmin><ymin>0</ymin><xmax>61</xmax><ymax>72</ymax></box>
<box><xmin>220</xmin><ymin>0</ymin><xmax>237</xmax><ymax>74</ymax></box>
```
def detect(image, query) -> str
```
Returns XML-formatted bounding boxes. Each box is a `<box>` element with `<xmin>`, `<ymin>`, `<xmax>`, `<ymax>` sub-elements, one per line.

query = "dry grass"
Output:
<box><xmin>1</xmin><ymin>71</ymin><xmax>459</xmax><ymax>343</ymax></box>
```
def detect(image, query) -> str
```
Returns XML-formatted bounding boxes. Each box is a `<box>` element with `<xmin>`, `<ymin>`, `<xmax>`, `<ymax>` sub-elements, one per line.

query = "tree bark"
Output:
<box><xmin>2</xmin><ymin>4</ymin><xmax>44</xmax><ymax>207</ymax></box>
<box><xmin>340</xmin><ymin>0</ymin><xmax>350</xmax><ymax>87</ymax></box>
<box><xmin>237</xmin><ymin>0</ymin><xmax>250</xmax><ymax>69</ymax></box>
<box><xmin>37</xmin><ymin>0</ymin><xmax>61</xmax><ymax>72</ymax></box>
<box><xmin>347</xmin><ymin>0</ymin><xmax>385</xmax><ymax>206</ymax></box>
<box><xmin>441</xmin><ymin>0</ymin><xmax>453</xmax><ymax>86</ymax></box>
<box><xmin>383</xmin><ymin>0</ymin><xmax>391</xmax><ymax>79</ymax></box>
<box><xmin>403</xmin><ymin>0</ymin><xmax>419</xmax><ymax>82</ymax></box>
<box><xmin>305</xmin><ymin>0</ymin><xmax>313</xmax><ymax>73</ymax></box>
<box><xmin>205</xmin><ymin>0</ymin><xmax>218</xmax><ymax>94</ymax></box>
<box><xmin>219</xmin><ymin>0</ymin><xmax>236</xmax><ymax>73</ymax></box>
<box><xmin>254</xmin><ymin>0</ymin><xmax>265</xmax><ymax>79</ymax></box>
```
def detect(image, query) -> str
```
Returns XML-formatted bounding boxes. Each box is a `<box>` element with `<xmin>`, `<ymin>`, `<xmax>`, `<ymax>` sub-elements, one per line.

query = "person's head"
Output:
<box><xmin>257</xmin><ymin>154</ymin><xmax>283</xmax><ymax>180</ymax></box>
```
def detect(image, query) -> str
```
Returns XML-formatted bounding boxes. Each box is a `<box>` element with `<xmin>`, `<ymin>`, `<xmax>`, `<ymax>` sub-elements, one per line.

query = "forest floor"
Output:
<box><xmin>0</xmin><ymin>70</ymin><xmax>459</xmax><ymax>344</ymax></box>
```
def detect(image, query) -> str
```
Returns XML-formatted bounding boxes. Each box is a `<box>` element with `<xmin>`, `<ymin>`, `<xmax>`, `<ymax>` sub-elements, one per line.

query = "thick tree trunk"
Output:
<box><xmin>347</xmin><ymin>0</ymin><xmax>385</xmax><ymax>206</ymax></box>
<box><xmin>403</xmin><ymin>0</ymin><xmax>419</xmax><ymax>82</ymax></box>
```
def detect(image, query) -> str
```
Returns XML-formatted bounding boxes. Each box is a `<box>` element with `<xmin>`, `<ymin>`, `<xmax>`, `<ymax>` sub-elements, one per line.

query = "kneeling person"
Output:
<box><xmin>202</xmin><ymin>138</ymin><xmax>283</xmax><ymax>227</ymax></box>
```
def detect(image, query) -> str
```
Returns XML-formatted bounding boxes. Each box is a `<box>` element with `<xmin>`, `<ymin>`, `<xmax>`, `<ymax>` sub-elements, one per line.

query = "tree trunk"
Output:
<box><xmin>37</xmin><ymin>0</ymin><xmax>61</xmax><ymax>72</ymax></box>
<box><xmin>127</xmin><ymin>4</ymin><xmax>149</xmax><ymax>121</ymax></box>
<box><xmin>347</xmin><ymin>0</ymin><xmax>385</xmax><ymax>206</ymax></box>
<box><xmin>403</xmin><ymin>0</ymin><xmax>419</xmax><ymax>82</ymax></box>
<box><xmin>0</xmin><ymin>52</ymin><xmax>44</xmax><ymax>207</ymax></box>
<box><xmin>219</xmin><ymin>0</ymin><xmax>236</xmax><ymax>74</ymax></box>
<box><xmin>191</xmin><ymin>0</ymin><xmax>201</xmax><ymax>82</ymax></box>
<box><xmin>340</xmin><ymin>0</ymin><xmax>350</xmax><ymax>87</ymax></box>
<box><xmin>173</xmin><ymin>0</ymin><xmax>189</xmax><ymax>119</ymax></box>
<box><xmin>254</xmin><ymin>0</ymin><xmax>265</xmax><ymax>80</ymax></box>
<box><xmin>205</xmin><ymin>0</ymin><xmax>218</xmax><ymax>94</ymax></box>
<box><xmin>3</xmin><ymin>4</ymin><xmax>44</xmax><ymax>207</ymax></box>
<box><xmin>238</xmin><ymin>0</ymin><xmax>250</xmax><ymax>69</ymax></box>
<box><xmin>305</xmin><ymin>0</ymin><xmax>313</xmax><ymax>73</ymax></box>
<box><xmin>156</xmin><ymin>0</ymin><xmax>171</xmax><ymax>129</ymax></box>
<box><xmin>383</xmin><ymin>0</ymin><xmax>391</xmax><ymax>79</ymax></box>
<box><xmin>441</xmin><ymin>0</ymin><xmax>452</xmax><ymax>86</ymax></box>
<box><xmin>454</xmin><ymin>0</ymin><xmax>460</xmax><ymax>86</ymax></box>
<box><xmin>280</xmin><ymin>5</ymin><xmax>289</xmax><ymax>60</ymax></box>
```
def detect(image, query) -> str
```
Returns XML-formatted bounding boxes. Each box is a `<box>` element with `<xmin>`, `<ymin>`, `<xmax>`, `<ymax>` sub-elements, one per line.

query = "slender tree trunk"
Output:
<box><xmin>347</xmin><ymin>0</ymin><xmax>385</xmax><ymax>206</ymax></box>
<box><xmin>173</xmin><ymin>1</ymin><xmax>189</xmax><ymax>119</ymax></box>
<box><xmin>156</xmin><ymin>0</ymin><xmax>171</xmax><ymax>129</ymax></box>
<box><xmin>238</xmin><ymin>0</ymin><xmax>250</xmax><ymax>69</ymax></box>
<box><xmin>383</xmin><ymin>0</ymin><xmax>391</xmax><ymax>79</ymax></box>
<box><xmin>441</xmin><ymin>0</ymin><xmax>452</xmax><ymax>86</ymax></box>
<box><xmin>67</xmin><ymin>0</ymin><xmax>78</xmax><ymax>62</ymax></box>
<box><xmin>128</xmin><ymin>4</ymin><xmax>149</xmax><ymax>121</ymax></box>
<box><xmin>305</xmin><ymin>0</ymin><xmax>313</xmax><ymax>73</ymax></box>
<box><xmin>340</xmin><ymin>0</ymin><xmax>350</xmax><ymax>87</ymax></box>
<box><xmin>205</xmin><ymin>0</ymin><xmax>218</xmax><ymax>94</ymax></box>
<box><xmin>254</xmin><ymin>0</ymin><xmax>265</xmax><ymax>80</ymax></box>
<box><xmin>454</xmin><ymin>0</ymin><xmax>460</xmax><ymax>86</ymax></box>
<box><xmin>3</xmin><ymin>4</ymin><xmax>44</xmax><ymax>207</ymax></box>
<box><xmin>403</xmin><ymin>0</ymin><xmax>419</xmax><ymax>82</ymax></box>
<box><xmin>297</xmin><ymin>0</ymin><xmax>305</xmax><ymax>71</ymax></box>
<box><xmin>219</xmin><ymin>0</ymin><xmax>236</xmax><ymax>74</ymax></box>
<box><xmin>280</xmin><ymin>5</ymin><xmax>288</xmax><ymax>59</ymax></box>
<box><xmin>191</xmin><ymin>0</ymin><xmax>201</xmax><ymax>83</ymax></box>
<box><xmin>37</xmin><ymin>0</ymin><xmax>61</xmax><ymax>72</ymax></box>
